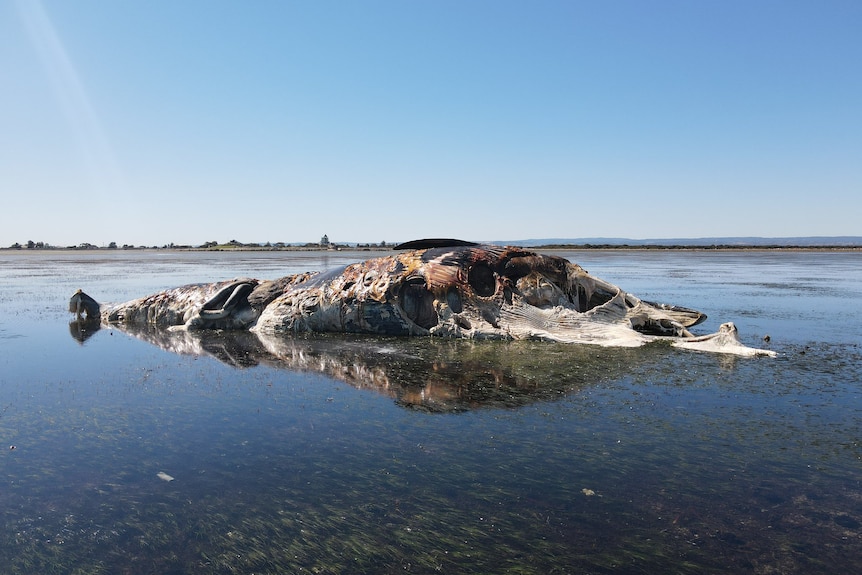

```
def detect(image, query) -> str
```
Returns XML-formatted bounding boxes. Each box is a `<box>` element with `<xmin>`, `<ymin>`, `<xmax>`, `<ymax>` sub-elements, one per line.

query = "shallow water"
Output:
<box><xmin>1</xmin><ymin>249</ymin><xmax>860</xmax><ymax>574</ymax></box>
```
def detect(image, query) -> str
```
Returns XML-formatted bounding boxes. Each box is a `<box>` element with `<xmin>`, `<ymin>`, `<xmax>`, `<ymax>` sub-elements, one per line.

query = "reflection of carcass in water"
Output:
<box><xmin>79</xmin><ymin>323</ymin><xmax>650</xmax><ymax>412</ymax></box>
<box><xmin>69</xmin><ymin>316</ymin><xmax>101</xmax><ymax>344</ymax></box>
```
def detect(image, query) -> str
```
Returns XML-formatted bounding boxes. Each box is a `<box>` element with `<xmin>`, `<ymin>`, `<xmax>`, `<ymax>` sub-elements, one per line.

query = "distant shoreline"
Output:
<box><xmin>2</xmin><ymin>244</ymin><xmax>860</xmax><ymax>253</ymax></box>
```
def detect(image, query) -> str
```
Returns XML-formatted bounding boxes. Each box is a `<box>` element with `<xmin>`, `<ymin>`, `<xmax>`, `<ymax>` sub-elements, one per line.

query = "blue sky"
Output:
<box><xmin>2</xmin><ymin>1</ymin><xmax>860</xmax><ymax>247</ymax></box>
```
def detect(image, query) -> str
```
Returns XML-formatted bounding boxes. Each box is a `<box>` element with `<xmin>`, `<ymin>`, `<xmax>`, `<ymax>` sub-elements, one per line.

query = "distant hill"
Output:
<box><xmin>490</xmin><ymin>236</ymin><xmax>862</xmax><ymax>247</ymax></box>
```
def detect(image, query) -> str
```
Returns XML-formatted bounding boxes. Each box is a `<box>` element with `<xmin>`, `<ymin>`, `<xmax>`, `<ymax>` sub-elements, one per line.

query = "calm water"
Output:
<box><xmin>0</xmin><ymin>249</ymin><xmax>860</xmax><ymax>574</ymax></box>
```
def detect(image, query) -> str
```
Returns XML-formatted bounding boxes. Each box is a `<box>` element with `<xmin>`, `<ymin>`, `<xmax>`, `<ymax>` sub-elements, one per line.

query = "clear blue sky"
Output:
<box><xmin>2</xmin><ymin>1</ymin><xmax>860</xmax><ymax>247</ymax></box>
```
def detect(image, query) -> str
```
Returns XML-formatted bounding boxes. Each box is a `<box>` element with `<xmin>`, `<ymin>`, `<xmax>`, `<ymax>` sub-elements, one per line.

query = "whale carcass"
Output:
<box><xmin>69</xmin><ymin>240</ymin><xmax>775</xmax><ymax>357</ymax></box>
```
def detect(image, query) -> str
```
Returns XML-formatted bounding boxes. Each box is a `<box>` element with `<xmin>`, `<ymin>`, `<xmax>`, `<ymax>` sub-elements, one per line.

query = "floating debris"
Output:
<box><xmin>582</xmin><ymin>488</ymin><xmax>596</xmax><ymax>497</ymax></box>
<box><xmin>156</xmin><ymin>471</ymin><xmax>175</xmax><ymax>482</ymax></box>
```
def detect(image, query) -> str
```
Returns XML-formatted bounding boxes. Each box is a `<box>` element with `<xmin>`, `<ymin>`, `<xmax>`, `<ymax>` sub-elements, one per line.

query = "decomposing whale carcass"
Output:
<box><xmin>69</xmin><ymin>240</ymin><xmax>776</xmax><ymax>357</ymax></box>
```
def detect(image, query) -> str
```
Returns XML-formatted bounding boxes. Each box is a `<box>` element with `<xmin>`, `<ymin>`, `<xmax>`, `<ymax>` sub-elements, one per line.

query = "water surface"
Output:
<box><xmin>1</xmin><ymin>249</ymin><xmax>860</xmax><ymax>574</ymax></box>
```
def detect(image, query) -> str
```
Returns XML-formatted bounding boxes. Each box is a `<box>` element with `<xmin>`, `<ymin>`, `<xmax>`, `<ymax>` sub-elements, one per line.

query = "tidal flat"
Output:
<box><xmin>1</xmin><ymin>249</ymin><xmax>860</xmax><ymax>574</ymax></box>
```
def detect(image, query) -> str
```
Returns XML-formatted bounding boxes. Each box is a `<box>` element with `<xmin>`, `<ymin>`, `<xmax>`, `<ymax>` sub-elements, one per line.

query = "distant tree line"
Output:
<box><xmin>4</xmin><ymin>237</ymin><xmax>391</xmax><ymax>251</ymax></box>
<box><xmin>7</xmin><ymin>240</ymin><xmax>127</xmax><ymax>250</ymax></box>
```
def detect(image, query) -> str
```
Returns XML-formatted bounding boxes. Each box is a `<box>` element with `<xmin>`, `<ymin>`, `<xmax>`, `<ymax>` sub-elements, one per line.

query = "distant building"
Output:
<box><xmin>320</xmin><ymin>234</ymin><xmax>330</xmax><ymax>247</ymax></box>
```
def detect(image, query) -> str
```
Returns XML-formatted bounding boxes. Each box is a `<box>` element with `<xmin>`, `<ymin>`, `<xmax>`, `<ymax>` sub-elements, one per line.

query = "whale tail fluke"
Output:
<box><xmin>69</xmin><ymin>289</ymin><xmax>101</xmax><ymax>320</ymax></box>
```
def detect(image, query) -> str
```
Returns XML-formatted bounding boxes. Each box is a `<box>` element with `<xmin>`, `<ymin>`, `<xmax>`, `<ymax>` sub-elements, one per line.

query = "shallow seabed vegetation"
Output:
<box><xmin>1</xmin><ymin>250</ymin><xmax>860</xmax><ymax>574</ymax></box>
<box><xmin>1</xmin><ymin>337</ymin><xmax>860</xmax><ymax>574</ymax></box>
